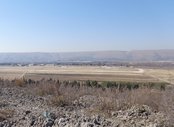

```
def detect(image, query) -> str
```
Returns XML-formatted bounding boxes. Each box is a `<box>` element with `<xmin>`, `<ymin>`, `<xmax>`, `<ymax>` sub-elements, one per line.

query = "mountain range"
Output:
<box><xmin>0</xmin><ymin>49</ymin><xmax>174</xmax><ymax>63</ymax></box>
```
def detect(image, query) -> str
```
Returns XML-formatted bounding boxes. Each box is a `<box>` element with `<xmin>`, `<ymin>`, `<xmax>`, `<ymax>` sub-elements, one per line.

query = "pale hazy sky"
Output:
<box><xmin>0</xmin><ymin>0</ymin><xmax>174</xmax><ymax>52</ymax></box>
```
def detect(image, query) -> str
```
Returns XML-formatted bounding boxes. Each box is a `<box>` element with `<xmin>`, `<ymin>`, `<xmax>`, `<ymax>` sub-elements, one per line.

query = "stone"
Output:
<box><xmin>25</xmin><ymin>110</ymin><xmax>31</xmax><ymax>115</ymax></box>
<box><xmin>45</xmin><ymin>119</ymin><xmax>54</xmax><ymax>127</ymax></box>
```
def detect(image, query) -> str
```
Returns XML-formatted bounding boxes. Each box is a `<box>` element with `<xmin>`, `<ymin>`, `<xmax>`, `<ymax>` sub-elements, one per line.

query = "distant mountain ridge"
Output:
<box><xmin>0</xmin><ymin>50</ymin><xmax>174</xmax><ymax>63</ymax></box>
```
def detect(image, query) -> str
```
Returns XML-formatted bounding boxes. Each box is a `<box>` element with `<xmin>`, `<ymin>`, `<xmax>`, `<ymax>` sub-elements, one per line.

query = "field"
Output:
<box><xmin>145</xmin><ymin>69</ymin><xmax>174</xmax><ymax>84</ymax></box>
<box><xmin>0</xmin><ymin>65</ymin><xmax>173</xmax><ymax>83</ymax></box>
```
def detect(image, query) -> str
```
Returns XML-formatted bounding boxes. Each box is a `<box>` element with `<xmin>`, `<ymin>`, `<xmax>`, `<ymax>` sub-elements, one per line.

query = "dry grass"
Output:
<box><xmin>30</xmin><ymin>80</ymin><xmax>166</xmax><ymax>115</ymax></box>
<box><xmin>159</xmin><ymin>87</ymin><xmax>174</xmax><ymax>126</ymax></box>
<box><xmin>145</xmin><ymin>68</ymin><xmax>174</xmax><ymax>84</ymax></box>
<box><xmin>50</xmin><ymin>95</ymin><xmax>69</xmax><ymax>107</ymax></box>
<box><xmin>0</xmin><ymin>109</ymin><xmax>14</xmax><ymax>122</ymax></box>
<box><xmin>0</xmin><ymin>65</ymin><xmax>158</xmax><ymax>82</ymax></box>
<box><xmin>13</xmin><ymin>79</ymin><xmax>26</xmax><ymax>87</ymax></box>
<box><xmin>87</xmin><ymin>88</ymin><xmax>163</xmax><ymax>117</ymax></box>
<box><xmin>25</xmin><ymin>73</ymin><xmax>158</xmax><ymax>82</ymax></box>
<box><xmin>1</xmin><ymin>65</ymin><xmax>174</xmax><ymax>84</ymax></box>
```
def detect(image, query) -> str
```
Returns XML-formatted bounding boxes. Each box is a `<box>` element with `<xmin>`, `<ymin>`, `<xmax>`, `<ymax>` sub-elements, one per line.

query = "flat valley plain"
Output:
<box><xmin>0</xmin><ymin>65</ymin><xmax>173</xmax><ymax>83</ymax></box>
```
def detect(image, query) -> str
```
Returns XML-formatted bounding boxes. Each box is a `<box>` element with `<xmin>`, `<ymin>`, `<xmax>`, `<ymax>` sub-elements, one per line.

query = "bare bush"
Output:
<box><xmin>0</xmin><ymin>109</ymin><xmax>14</xmax><ymax>122</ymax></box>
<box><xmin>160</xmin><ymin>87</ymin><xmax>174</xmax><ymax>126</ymax></box>
<box><xmin>13</xmin><ymin>78</ymin><xmax>26</xmax><ymax>87</ymax></box>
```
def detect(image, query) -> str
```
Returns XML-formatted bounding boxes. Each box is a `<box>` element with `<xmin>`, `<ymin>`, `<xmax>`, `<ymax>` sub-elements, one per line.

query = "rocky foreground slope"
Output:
<box><xmin>0</xmin><ymin>85</ymin><xmax>168</xmax><ymax>127</ymax></box>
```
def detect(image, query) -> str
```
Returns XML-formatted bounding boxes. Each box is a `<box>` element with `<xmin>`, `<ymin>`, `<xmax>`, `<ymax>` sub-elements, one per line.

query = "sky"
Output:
<box><xmin>0</xmin><ymin>0</ymin><xmax>174</xmax><ymax>52</ymax></box>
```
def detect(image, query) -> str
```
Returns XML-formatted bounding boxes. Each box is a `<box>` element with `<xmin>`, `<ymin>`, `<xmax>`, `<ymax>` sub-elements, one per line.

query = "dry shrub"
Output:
<box><xmin>35</xmin><ymin>83</ymin><xmax>60</xmax><ymax>96</ymax></box>
<box><xmin>94</xmin><ymin>99</ymin><xmax>117</xmax><ymax>117</ymax></box>
<box><xmin>33</xmin><ymin>80</ymin><xmax>164</xmax><ymax>114</ymax></box>
<box><xmin>160</xmin><ymin>87</ymin><xmax>174</xmax><ymax>126</ymax></box>
<box><xmin>49</xmin><ymin>84</ymin><xmax>94</xmax><ymax>107</ymax></box>
<box><xmin>33</xmin><ymin>81</ymin><xmax>90</xmax><ymax>106</ymax></box>
<box><xmin>0</xmin><ymin>109</ymin><xmax>14</xmax><ymax>122</ymax></box>
<box><xmin>128</xmin><ymin>88</ymin><xmax>163</xmax><ymax>111</ymax></box>
<box><xmin>89</xmin><ymin>88</ymin><xmax>163</xmax><ymax>116</ymax></box>
<box><xmin>50</xmin><ymin>95</ymin><xmax>68</xmax><ymax>107</ymax></box>
<box><xmin>14</xmin><ymin>79</ymin><xmax>26</xmax><ymax>87</ymax></box>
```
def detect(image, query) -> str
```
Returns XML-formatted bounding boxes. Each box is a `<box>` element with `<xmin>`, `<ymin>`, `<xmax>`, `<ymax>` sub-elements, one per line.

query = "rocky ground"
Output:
<box><xmin>0</xmin><ymin>86</ymin><xmax>168</xmax><ymax>127</ymax></box>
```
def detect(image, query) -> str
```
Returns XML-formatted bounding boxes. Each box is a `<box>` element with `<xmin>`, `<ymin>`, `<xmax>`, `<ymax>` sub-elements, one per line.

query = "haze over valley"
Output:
<box><xmin>1</xmin><ymin>49</ymin><xmax>174</xmax><ymax>63</ymax></box>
